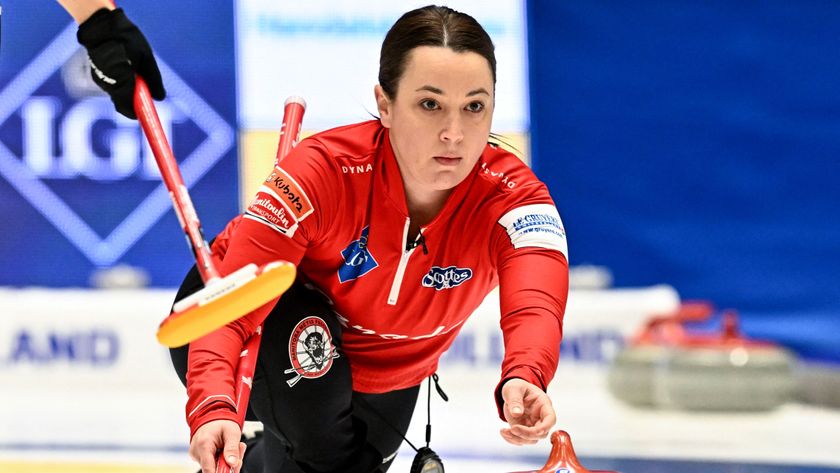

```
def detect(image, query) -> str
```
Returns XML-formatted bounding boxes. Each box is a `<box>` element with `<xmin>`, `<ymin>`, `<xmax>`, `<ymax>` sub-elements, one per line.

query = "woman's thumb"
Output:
<box><xmin>223</xmin><ymin>428</ymin><xmax>241</xmax><ymax>466</ymax></box>
<box><xmin>506</xmin><ymin>391</ymin><xmax>525</xmax><ymax>417</ymax></box>
<box><xmin>502</xmin><ymin>380</ymin><xmax>527</xmax><ymax>418</ymax></box>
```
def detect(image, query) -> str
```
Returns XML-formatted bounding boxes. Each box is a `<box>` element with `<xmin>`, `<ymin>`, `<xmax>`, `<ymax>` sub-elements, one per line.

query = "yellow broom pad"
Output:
<box><xmin>157</xmin><ymin>261</ymin><xmax>296</xmax><ymax>347</ymax></box>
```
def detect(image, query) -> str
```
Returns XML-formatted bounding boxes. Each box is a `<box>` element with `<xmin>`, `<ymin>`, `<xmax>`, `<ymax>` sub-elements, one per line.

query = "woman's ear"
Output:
<box><xmin>374</xmin><ymin>84</ymin><xmax>392</xmax><ymax>128</ymax></box>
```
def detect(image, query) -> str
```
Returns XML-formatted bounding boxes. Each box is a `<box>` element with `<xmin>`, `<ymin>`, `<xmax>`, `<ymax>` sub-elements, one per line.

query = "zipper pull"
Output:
<box><xmin>406</xmin><ymin>232</ymin><xmax>428</xmax><ymax>254</ymax></box>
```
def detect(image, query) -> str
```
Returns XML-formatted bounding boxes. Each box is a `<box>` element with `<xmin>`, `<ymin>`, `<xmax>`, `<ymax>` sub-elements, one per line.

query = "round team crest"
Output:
<box><xmin>285</xmin><ymin>316</ymin><xmax>338</xmax><ymax>387</ymax></box>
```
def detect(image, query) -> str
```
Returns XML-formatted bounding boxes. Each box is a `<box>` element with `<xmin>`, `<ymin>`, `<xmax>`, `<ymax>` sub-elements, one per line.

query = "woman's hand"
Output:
<box><xmin>499</xmin><ymin>378</ymin><xmax>556</xmax><ymax>445</ymax></box>
<box><xmin>189</xmin><ymin>419</ymin><xmax>246</xmax><ymax>473</ymax></box>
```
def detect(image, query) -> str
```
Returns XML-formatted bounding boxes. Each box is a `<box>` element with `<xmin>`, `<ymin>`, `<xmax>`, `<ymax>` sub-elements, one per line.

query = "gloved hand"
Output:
<box><xmin>76</xmin><ymin>8</ymin><xmax>166</xmax><ymax>119</ymax></box>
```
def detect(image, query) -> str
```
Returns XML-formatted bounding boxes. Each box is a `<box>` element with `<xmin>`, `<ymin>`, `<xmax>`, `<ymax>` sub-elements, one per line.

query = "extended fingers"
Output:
<box><xmin>509</xmin><ymin>422</ymin><xmax>550</xmax><ymax>440</ymax></box>
<box><xmin>535</xmin><ymin>401</ymin><xmax>557</xmax><ymax>432</ymax></box>
<box><xmin>500</xmin><ymin>427</ymin><xmax>538</xmax><ymax>445</ymax></box>
<box><xmin>504</xmin><ymin>392</ymin><xmax>556</xmax><ymax>444</ymax></box>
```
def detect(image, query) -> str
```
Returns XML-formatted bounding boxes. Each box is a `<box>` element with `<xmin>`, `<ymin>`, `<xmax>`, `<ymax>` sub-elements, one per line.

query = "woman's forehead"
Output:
<box><xmin>399</xmin><ymin>46</ymin><xmax>494</xmax><ymax>94</ymax></box>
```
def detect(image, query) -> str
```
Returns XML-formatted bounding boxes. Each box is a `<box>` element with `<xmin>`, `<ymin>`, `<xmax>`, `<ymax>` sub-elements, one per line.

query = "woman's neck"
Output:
<box><xmin>404</xmin><ymin>186</ymin><xmax>451</xmax><ymax>228</ymax></box>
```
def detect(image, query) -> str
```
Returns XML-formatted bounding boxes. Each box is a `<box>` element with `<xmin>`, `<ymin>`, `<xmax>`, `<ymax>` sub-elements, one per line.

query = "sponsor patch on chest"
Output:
<box><xmin>338</xmin><ymin>226</ymin><xmax>379</xmax><ymax>283</ymax></box>
<box><xmin>498</xmin><ymin>204</ymin><xmax>568</xmax><ymax>260</ymax></box>
<box><xmin>422</xmin><ymin>266</ymin><xmax>473</xmax><ymax>290</ymax></box>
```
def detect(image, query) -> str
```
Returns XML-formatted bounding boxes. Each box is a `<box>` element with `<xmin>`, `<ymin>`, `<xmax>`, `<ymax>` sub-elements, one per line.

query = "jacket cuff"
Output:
<box><xmin>188</xmin><ymin>399</ymin><xmax>238</xmax><ymax>439</ymax></box>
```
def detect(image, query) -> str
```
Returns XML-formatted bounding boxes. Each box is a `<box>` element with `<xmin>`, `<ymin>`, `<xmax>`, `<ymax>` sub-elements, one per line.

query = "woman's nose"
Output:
<box><xmin>440</xmin><ymin>113</ymin><xmax>464</xmax><ymax>144</ymax></box>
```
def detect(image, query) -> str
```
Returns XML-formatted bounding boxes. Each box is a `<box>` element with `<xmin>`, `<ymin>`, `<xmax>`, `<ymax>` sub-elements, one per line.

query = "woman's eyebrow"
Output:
<box><xmin>416</xmin><ymin>85</ymin><xmax>445</xmax><ymax>94</ymax></box>
<box><xmin>415</xmin><ymin>85</ymin><xmax>490</xmax><ymax>97</ymax></box>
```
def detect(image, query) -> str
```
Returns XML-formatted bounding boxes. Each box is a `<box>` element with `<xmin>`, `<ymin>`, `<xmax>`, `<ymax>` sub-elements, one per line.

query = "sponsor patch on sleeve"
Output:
<box><xmin>244</xmin><ymin>187</ymin><xmax>300</xmax><ymax>236</ymax></box>
<box><xmin>498</xmin><ymin>204</ymin><xmax>568</xmax><ymax>260</ymax></box>
<box><xmin>264</xmin><ymin>166</ymin><xmax>314</xmax><ymax>221</ymax></box>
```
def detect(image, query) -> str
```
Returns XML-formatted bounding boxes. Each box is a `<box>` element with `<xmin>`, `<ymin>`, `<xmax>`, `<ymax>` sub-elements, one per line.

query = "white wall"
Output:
<box><xmin>235</xmin><ymin>0</ymin><xmax>529</xmax><ymax>132</ymax></box>
<box><xmin>0</xmin><ymin>285</ymin><xmax>675</xmax><ymax>450</ymax></box>
<box><xmin>5</xmin><ymin>286</ymin><xmax>839</xmax><ymax>467</ymax></box>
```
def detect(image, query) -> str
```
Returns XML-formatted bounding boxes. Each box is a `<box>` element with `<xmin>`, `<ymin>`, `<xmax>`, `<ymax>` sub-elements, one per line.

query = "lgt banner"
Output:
<box><xmin>0</xmin><ymin>0</ymin><xmax>238</xmax><ymax>286</ymax></box>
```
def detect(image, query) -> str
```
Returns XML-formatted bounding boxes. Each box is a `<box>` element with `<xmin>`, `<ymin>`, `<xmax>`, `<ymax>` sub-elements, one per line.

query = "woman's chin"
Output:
<box><xmin>424</xmin><ymin>172</ymin><xmax>467</xmax><ymax>191</ymax></box>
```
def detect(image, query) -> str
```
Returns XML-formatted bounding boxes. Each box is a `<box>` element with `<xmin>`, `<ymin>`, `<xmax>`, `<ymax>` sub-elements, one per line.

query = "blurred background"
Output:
<box><xmin>1</xmin><ymin>0</ymin><xmax>839</xmax><ymax>472</ymax></box>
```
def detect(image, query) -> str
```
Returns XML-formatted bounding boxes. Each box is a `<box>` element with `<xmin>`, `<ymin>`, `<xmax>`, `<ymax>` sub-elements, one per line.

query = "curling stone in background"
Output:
<box><xmin>795</xmin><ymin>361</ymin><xmax>840</xmax><ymax>409</ymax></box>
<box><xmin>664</xmin><ymin>311</ymin><xmax>796</xmax><ymax>411</ymax></box>
<box><xmin>508</xmin><ymin>430</ymin><xmax>618</xmax><ymax>473</ymax></box>
<box><xmin>608</xmin><ymin>302</ymin><xmax>797</xmax><ymax>411</ymax></box>
<box><xmin>607</xmin><ymin>302</ymin><xmax>714</xmax><ymax>407</ymax></box>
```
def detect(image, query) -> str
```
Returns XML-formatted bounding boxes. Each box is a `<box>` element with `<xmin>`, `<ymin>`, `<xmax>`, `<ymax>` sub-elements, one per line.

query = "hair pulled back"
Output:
<box><xmin>379</xmin><ymin>5</ymin><xmax>496</xmax><ymax>99</ymax></box>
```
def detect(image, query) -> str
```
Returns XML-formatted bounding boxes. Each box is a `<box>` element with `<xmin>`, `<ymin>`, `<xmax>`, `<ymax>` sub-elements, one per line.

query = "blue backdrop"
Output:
<box><xmin>527</xmin><ymin>1</ymin><xmax>840</xmax><ymax>362</ymax></box>
<box><xmin>0</xmin><ymin>0</ymin><xmax>238</xmax><ymax>286</ymax></box>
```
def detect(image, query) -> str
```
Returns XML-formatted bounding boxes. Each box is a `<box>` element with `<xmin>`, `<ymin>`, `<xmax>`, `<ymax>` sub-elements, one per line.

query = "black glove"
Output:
<box><xmin>76</xmin><ymin>8</ymin><xmax>166</xmax><ymax>119</ymax></box>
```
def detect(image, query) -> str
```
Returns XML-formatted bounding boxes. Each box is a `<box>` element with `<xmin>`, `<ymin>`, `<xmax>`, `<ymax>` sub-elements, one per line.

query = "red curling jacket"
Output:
<box><xmin>185</xmin><ymin>120</ymin><xmax>569</xmax><ymax>436</ymax></box>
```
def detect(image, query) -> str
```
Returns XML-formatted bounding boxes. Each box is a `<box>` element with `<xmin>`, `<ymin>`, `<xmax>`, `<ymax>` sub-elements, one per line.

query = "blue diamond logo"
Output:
<box><xmin>0</xmin><ymin>22</ymin><xmax>234</xmax><ymax>266</ymax></box>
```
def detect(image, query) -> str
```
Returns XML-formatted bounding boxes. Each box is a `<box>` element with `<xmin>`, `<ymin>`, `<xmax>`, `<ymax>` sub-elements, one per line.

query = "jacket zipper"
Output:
<box><xmin>387</xmin><ymin>217</ymin><xmax>422</xmax><ymax>305</ymax></box>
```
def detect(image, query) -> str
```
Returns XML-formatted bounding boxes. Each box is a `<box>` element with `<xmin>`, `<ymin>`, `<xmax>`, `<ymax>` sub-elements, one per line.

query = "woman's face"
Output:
<box><xmin>376</xmin><ymin>46</ymin><xmax>494</xmax><ymax>194</ymax></box>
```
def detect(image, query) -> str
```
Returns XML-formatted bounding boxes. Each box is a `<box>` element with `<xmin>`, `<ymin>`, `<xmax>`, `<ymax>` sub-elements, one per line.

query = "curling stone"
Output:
<box><xmin>508</xmin><ymin>430</ymin><xmax>618</xmax><ymax>473</ymax></box>
<box><xmin>796</xmin><ymin>361</ymin><xmax>840</xmax><ymax>409</ymax></box>
<box><xmin>607</xmin><ymin>302</ymin><xmax>713</xmax><ymax>407</ymax></box>
<box><xmin>608</xmin><ymin>302</ymin><xmax>796</xmax><ymax>411</ymax></box>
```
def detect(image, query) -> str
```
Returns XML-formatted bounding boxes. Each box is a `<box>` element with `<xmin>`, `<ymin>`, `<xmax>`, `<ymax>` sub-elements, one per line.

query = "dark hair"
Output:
<box><xmin>379</xmin><ymin>5</ymin><xmax>496</xmax><ymax>99</ymax></box>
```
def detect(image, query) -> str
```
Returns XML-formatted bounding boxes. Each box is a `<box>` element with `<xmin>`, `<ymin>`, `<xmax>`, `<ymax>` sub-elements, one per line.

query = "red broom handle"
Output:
<box><xmin>134</xmin><ymin>77</ymin><xmax>221</xmax><ymax>283</ymax></box>
<box><xmin>215</xmin><ymin>97</ymin><xmax>306</xmax><ymax>473</ymax></box>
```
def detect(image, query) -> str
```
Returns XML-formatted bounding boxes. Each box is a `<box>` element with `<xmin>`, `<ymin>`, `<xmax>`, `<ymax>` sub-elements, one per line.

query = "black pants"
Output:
<box><xmin>170</xmin><ymin>265</ymin><xmax>419</xmax><ymax>473</ymax></box>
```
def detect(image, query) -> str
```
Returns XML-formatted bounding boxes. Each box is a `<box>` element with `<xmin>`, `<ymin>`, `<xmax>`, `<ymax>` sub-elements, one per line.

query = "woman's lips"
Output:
<box><xmin>434</xmin><ymin>156</ymin><xmax>461</xmax><ymax>166</ymax></box>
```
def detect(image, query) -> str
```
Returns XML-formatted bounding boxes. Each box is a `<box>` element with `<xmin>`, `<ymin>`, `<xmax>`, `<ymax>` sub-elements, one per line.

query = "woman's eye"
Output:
<box><xmin>465</xmin><ymin>101</ymin><xmax>484</xmax><ymax>113</ymax></box>
<box><xmin>420</xmin><ymin>99</ymin><xmax>439</xmax><ymax>111</ymax></box>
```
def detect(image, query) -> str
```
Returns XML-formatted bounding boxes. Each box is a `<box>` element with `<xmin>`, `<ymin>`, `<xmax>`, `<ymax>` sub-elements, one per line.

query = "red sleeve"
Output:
<box><xmin>185</xmin><ymin>138</ymin><xmax>341</xmax><ymax>437</ymax></box>
<box><xmin>490</xmin><ymin>188</ymin><xmax>569</xmax><ymax>421</ymax></box>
